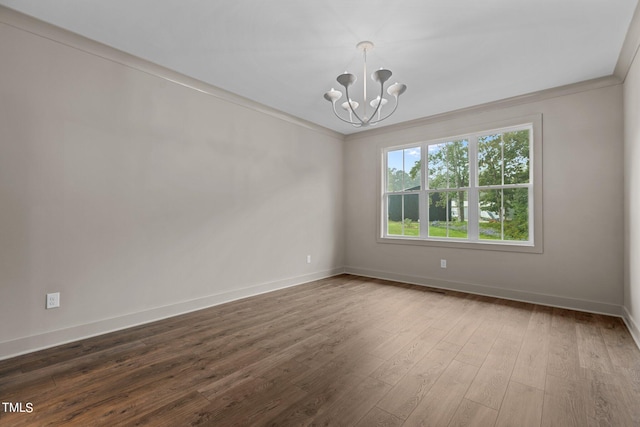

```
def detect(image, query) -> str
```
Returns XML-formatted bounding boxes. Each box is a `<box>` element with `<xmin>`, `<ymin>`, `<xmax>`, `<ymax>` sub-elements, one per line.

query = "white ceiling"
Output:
<box><xmin>1</xmin><ymin>0</ymin><xmax>637</xmax><ymax>134</ymax></box>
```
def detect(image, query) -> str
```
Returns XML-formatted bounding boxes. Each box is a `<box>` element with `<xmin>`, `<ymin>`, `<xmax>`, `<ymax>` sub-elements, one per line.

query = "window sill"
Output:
<box><xmin>377</xmin><ymin>235</ymin><xmax>542</xmax><ymax>253</ymax></box>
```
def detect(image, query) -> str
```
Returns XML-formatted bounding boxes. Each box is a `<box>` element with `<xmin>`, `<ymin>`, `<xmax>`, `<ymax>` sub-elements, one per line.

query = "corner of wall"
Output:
<box><xmin>615</xmin><ymin>0</ymin><xmax>640</xmax><ymax>82</ymax></box>
<box><xmin>620</xmin><ymin>0</ymin><xmax>640</xmax><ymax>353</ymax></box>
<box><xmin>623</xmin><ymin>306</ymin><xmax>640</xmax><ymax>350</ymax></box>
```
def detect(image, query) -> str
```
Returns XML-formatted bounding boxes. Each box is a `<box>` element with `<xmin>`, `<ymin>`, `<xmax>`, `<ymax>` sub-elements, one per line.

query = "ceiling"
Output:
<box><xmin>1</xmin><ymin>0</ymin><xmax>637</xmax><ymax>134</ymax></box>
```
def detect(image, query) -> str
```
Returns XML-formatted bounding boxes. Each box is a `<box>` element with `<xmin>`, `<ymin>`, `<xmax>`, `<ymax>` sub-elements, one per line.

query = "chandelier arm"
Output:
<box><xmin>366</xmin><ymin>96</ymin><xmax>401</xmax><ymax>126</ymax></box>
<box><xmin>343</xmin><ymin>84</ymin><xmax>366</xmax><ymax>125</ymax></box>
<box><xmin>330</xmin><ymin>102</ymin><xmax>362</xmax><ymax>126</ymax></box>
<box><xmin>367</xmin><ymin>81</ymin><xmax>386</xmax><ymax>123</ymax></box>
<box><xmin>363</xmin><ymin>48</ymin><xmax>367</xmax><ymax>121</ymax></box>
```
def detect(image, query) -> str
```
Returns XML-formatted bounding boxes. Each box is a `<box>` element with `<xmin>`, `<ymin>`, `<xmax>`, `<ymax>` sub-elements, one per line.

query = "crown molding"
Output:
<box><xmin>614</xmin><ymin>1</ymin><xmax>640</xmax><ymax>82</ymax></box>
<box><xmin>345</xmin><ymin>75</ymin><xmax>621</xmax><ymax>142</ymax></box>
<box><xmin>0</xmin><ymin>5</ymin><xmax>343</xmax><ymax>140</ymax></box>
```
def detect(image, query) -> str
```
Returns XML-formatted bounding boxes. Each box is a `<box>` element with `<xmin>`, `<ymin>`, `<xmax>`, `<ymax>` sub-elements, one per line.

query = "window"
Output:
<box><xmin>386</xmin><ymin>147</ymin><xmax>421</xmax><ymax>237</ymax></box>
<box><xmin>381</xmin><ymin>118</ymin><xmax>541</xmax><ymax>252</ymax></box>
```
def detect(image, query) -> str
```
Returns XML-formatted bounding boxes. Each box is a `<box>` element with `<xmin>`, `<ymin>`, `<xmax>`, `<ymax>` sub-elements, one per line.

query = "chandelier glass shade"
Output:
<box><xmin>324</xmin><ymin>41</ymin><xmax>406</xmax><ymax>128</ymax></box>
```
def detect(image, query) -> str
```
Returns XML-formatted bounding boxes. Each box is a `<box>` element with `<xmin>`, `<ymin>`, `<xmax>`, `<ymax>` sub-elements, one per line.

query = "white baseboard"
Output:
<box><xmin>0</xmin><ymin>268</ymin><xmax>345</xmax><ymax>360</ymax></box>
<box><xmin>623</xmin><ymin>306</ymin><xmax>640</xmax><ymax>350</ymax></box>
<box><xmin>344</xmin><ymin>266</ymin><xmax>624</xmax><ymax>317</ymax></box>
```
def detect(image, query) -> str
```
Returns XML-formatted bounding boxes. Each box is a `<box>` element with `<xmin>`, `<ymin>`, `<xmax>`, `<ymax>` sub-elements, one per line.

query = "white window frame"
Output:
<box><xmin>378</xmin><ymin>114</ymin><xmax>543</xmax><ymax>253</ymax></box>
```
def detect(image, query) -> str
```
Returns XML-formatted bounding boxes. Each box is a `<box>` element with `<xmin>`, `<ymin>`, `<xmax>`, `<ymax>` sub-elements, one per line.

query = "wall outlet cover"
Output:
<box><xmin>46</xmin><ymin>292</ymin><xmax>60</xmax><ymax>309</ymax></box>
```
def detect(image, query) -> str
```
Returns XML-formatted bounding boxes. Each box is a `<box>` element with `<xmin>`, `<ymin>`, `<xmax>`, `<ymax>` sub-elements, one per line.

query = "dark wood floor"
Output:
<box><xmin>1</xmin><ymin>274</ymin><xmax>639</xmax><ymax>426</ymax></box>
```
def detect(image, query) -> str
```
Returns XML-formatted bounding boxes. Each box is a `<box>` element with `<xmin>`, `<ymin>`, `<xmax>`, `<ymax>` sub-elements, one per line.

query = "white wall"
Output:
<box><xmin>344</xmin><ymin>82</ymin><xmax>625</xmax><ymax>315</ymax></box>
<box><xmin>623</xmin><ymin>29</ymin><xmax>640</xmax><ymax>345</ymax></box>
<box><xmin>0</xmin><ymin>10</ymin><xmax>344</xmax><ymax>359</ymax></box>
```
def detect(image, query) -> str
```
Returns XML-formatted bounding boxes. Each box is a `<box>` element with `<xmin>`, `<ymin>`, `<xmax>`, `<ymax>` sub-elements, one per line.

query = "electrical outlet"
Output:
<box><xmin>440</xmin><ymin>259</ymin><xmax>447</xmax><ymax>269</ymax></box>
<box><xmin>46</xmin><ymin>292</ymin><xmax>60</xmax><ymax>309</ymax></box>
<box><xmin>306</xmin><ymin>255</ymin><xmax>311</xmax><ymax>264</ymax></box>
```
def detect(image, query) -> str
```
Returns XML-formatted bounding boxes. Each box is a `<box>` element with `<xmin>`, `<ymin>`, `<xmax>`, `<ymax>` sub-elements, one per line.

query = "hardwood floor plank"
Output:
<box><xmin>402</xmin><ymin>359</ymin><xmax>479</xmax><ymax>427</ymax></box>
<box><xmin>293</xmin><ymin>349</ymin><xmax>386</xmax><ymax>391</ymax></box>
<box><xmin>546</xmin><ymin>308</ymin><xmax>581</xmax><ymax>381</ymax></box>
<box><xmin>294</xmin><ymin>326</ymin><xmax>390</xmax><ymax>372</ymax></box>
<box><xmin>576</xmin><ymin>313</ymin><xmax>615</xmax><ymax>374</ymax></box>
<box><xmin>455</xmin><ymin>317</ymin><xmax>503</xmax><ymax>367</ymax></box>
<box><xmin>376</xmin><ymin>340</ymin><xmax>459</xmax><ymax>420</ymax></box>
<box><xmin>371</xmin><ymin>327</ymin><xmax>450</xmax><ymax>386</ymax></box>
<box><xmin>497</xmin><ymin>300</ymin><xmax>533</xmax><ymax>343</ymax></box>
<box><xmin>585</xmin><ymin>369</ymin><xmax>635</xmax><ymax>426</ymax></box>
<box><xmin>442</xmin><ymin>296</ymin><xmax>495</xmax><ymax>347</ymax></box>
<box><xmin>126</xmin><ymin>391</ymin><xmax>212</xmax><ymax>426</ymax></box>
<box><xmin>205</xmin><ymin>375</ymin><xmax>308</xmax><ymax>426</ymax></box>
<box><xmin>0</xmin><ymin>356</ymin><xmax>29</xmax><ymax>378</ymax></box>
<box><xmin>354</xmin><ymin>407</ymin><xmax>403</xmax><ymax>427</ymax></box>
<box><xmin>511</xmin><ymin>304</ymin><xmax>552</xmax><ymax>390</ymax></box>
<box><xmin>3</xmin><ymin>345</ymin><xmax>215</xmax><ymax>426</ymax></box>
<box><xmin>310</xmin><ymin>376</ymin><xmax>391</xmax><ymax>426</ymax></box>
<box><xmin>263</xmin><ymin>372</ymin><xmax>364</xmax><ymax>426</ymax></box>
<box><xmin>369</xmin><ymin>330</ymin><xmax>424</xmax><ymax>360</ymax></box>
<box><xmin>447</xmin><ymin>398</ymin><xmax>498</xmax><ymax>427</ymax></box>
<box><xmin>615</xmin><ymin>366</ymin><xmax>640</xmax><ymax>425</ymax></box>
<box><xmin>197</xmin><ymin>332</ymin><xmax>328</xmax><ymax>400</ymax></box>
<box><xmin>598</xmin><ymin>315</ymin><xmax>640</xmax><ymax>370</ymax></box>
<box><xmin>541</xmin><ymin>373</ymin><xmax>589</xmax><ymax>427</ymax></box>
<box><xmin>495</xmin><ymin>381</ymin><xmax>544</xmax><ymax>427</ymax></box>
<box><xmin>464</xmin><ymin>337</ymin><xmax>521</xmax><ymax>410</ymax></box>
<box><xmin>429</xmin><ymin>295</ymin><xmax>478</xmax><ymax>332</ymax></box>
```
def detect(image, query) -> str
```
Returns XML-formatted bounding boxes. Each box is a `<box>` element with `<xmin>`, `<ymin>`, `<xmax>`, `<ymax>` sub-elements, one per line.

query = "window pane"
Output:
<box><xmin>387</xmin><ymin>194</ymin><xmax>403</xmax><ymax>235</ymax></box>
<box><xmin>503</xmin><ymin>130</ymin><xmax>530</xmax><ymax>184</ymax></box>
<box><xmin>445</xmin><ymin>140</ymin><xmax>469</xmax><ymax>188</ymax></box>
<box><xmin>429</xmin><ymin>191</ymin><xmax>468</xmax><ymax>238</ymax></box>
<box><xmin>387</xmin><ymin>148</ymin><xmax>421</xmax><ymax>191</ymax></box>
<box><xmin>387</xmin><ymin>150</ymin><xmax>403</xmax><ymax>192</ymax></box>
<box><xmin>479</xmin><ymin>189</ymin><xmax>502</xmax><ymax>240</ymax></box>
<box><xmin>403</xmin><ymin>194</ymin><xmax>420</xmax><ymax>236</ymax></box>
<box><xmin>387</xmin><ymin>194</ymin><xmax>419</xmax><ymax>237</ymax></box>
<box><xmin>449</xmin><ymin>191</ymin><xmax>468</xmax><ymax>238</ymax></box>
<box><xmin>478</xmin><ymin>134</ymin><xmax>502</xmax><ymax>186</ymax></box>
<box><xmin>428</xmin><ymin>140</ymin><xmax>469</xmax><ymax>189</ymax></box>
<box><xmin>504</xmin><ymin>188</ymin><xmax>529</xmax><ymax>241</ymax></box>
<box><xmin>428</xmin><ymin>192</ymin><xmax>448</xmax><ymax>237</ymax></box>
<box><xmin>404</xmin><ymin>147</ymin><xmax>421</xmax><ymax>190</ymax></box>
<box><xmin>428</xmin><ymin>144</ymin><xmax>447</xmax><ymax>189</ymax></box>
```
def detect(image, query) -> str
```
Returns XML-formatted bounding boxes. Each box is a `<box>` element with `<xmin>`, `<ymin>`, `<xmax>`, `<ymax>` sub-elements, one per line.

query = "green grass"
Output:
<box><xmin>387</xmin><ymin>220</ymin><xmax>420</xmax><ymax>236</ymax></box>
<box><xmin>388</xmin><ymin>220</ymin><xmax>468</xmax><ymax>238</ymax></box>
<box><xmin>428</xmin><ymin>224</ymin><xmax>468</xmax><ymax>238</ymax></box>
<box><xmin>388</xmin><ymin>220</ymin><xmax>527</xmax><ymax>241</ymax></box>
<box><xmin>479</xmin><ymin>221</ymin><xmax>528</xmax><ymax>241</ymax></box>
<box><xmin>479</xmin><ymin>224</ymin><xmax>500</xmax><ymax>240</ymax></box>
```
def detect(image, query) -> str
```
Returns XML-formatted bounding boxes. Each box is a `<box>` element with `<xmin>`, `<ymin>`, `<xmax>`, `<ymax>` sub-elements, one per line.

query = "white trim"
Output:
<box><xmin>614</xmin><ymin>1</ymin><xmax>640</xmax><ymax>82</ymax></box>
<box><xmin>344</xmin><ymin>266</ymin><xmax>624</xmax><ymax>317</ymax></box>
<box><xmin>346</xmin><ymin>76</ymin><xmax>620</xmax><ymax>142</ymax></box>
<box><xmin>623</xmin><ymin>306</ymin><xmax>640</xmax><ymax>351</ymax></box>
<box><xmin>0</xmin><ymin>5</ymin><xmax>342</xmax><ymax>140</ymax></box>
<box><xmin>0</xmin><ymin>268</ymin><xmax>345</xmax><ymax>360</ymax></box>
<box><xmin>378</xmin><ymin>116</ymin><xmax>542</xmax><ymax>253</ymax></box>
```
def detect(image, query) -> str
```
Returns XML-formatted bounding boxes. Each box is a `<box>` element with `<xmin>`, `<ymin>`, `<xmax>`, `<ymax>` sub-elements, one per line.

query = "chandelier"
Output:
<box><xmin>324</xmin><ymin>41</ymin><xmax>406</xmax><ymax>128</ymax></box>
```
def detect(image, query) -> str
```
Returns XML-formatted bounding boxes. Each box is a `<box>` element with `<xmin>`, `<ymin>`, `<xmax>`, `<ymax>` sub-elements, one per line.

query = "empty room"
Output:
<box><xmin>1</xmin><ymin>1</ymin><xmax>640</xmax><ymax>426</ymax></box>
